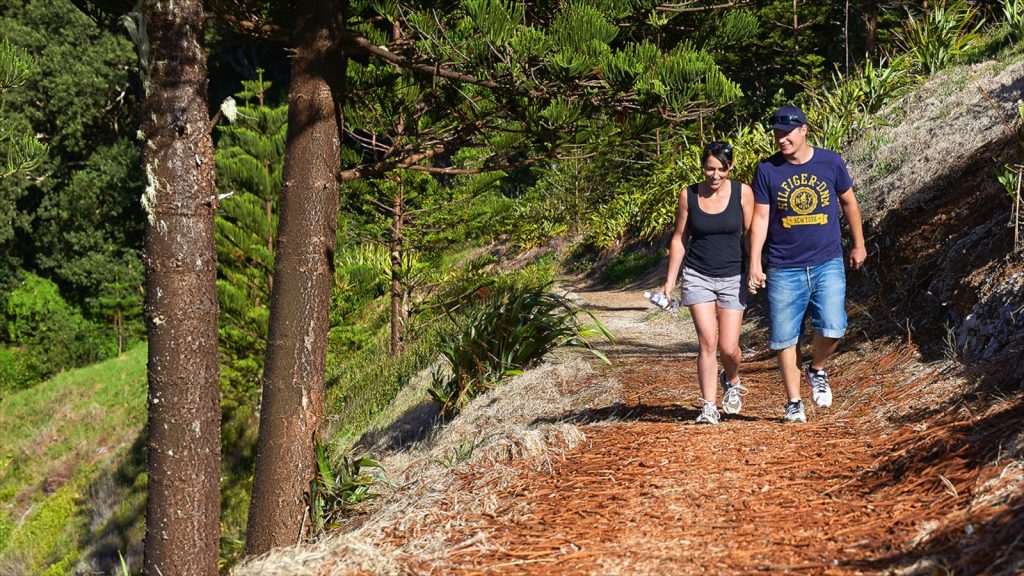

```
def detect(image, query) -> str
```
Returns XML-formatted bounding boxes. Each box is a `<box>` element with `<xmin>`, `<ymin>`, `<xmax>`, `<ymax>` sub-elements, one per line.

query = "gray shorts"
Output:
<box><xmin>679</xmin><ymin>266</ymin><xmax>747</xmax><ymax>311</ymax></box>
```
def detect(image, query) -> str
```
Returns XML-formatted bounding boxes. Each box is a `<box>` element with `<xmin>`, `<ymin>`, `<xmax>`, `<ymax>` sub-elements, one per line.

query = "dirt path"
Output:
<box><xmin>397</xmin><ymin>286</ymin><xmax>1010</xmax><ymax>575</ymax></box>
<box><xmin>235</xmin><ymin>285</ymin><xmax>1021</xmax><ymax>576</ymax></box>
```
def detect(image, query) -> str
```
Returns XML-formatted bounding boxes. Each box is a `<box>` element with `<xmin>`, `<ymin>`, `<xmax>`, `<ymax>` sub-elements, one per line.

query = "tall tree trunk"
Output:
<box><xmin>137</xmin><ymin>0</ymin><xmax>221</xmax><ymax>573</ymax></box>
<box><xmin>793</xmin><ymin>0</ymin><xmax>800</xmax><ymax>54</ymax></box>
<box><xmin>866</xmin><ymin>1</ymin><xmax>879</xmax><ymax>59</ymax></box>
<box><xmin>390</xmin><ymin>182</ymin><xmax>405</xmax><ymax>354</ymax></box>
<box><xmin>245</xmin><ymin>0</ymin><xmax>342</xmax><ymax>554</ymax></box>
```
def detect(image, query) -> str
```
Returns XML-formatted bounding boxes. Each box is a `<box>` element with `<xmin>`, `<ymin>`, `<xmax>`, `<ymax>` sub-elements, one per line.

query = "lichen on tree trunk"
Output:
<box><xmin>137</xmin><ymin>0</ymin><xmax>221</xmax><ymax>573</ymax></box>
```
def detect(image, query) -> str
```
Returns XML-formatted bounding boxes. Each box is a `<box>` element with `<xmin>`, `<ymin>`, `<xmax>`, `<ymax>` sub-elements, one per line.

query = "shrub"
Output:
<box><xmin>307</xmin><ymin>438</ymin><xmax>381</xmax><ymax>539</ymax></box>
<box><xmin>2</xmin><ymin>273</ymin><xmax>115</xmax><ymax>390</ymax></box>
<box><xmin>429</xmin><ymin>286</ymin><xmax>611</xmax><ymax>417</ymax></box>
<box><xmin>1002</xmin><ymin>0</ymin><xmax>1024</xmax><ymax>43</ymax></box>
<box><xmin>895</xmin><ymin>0</ymin><xmax>983</xmax><ymax>76</ymax></box>
<box><xmin>603</xmin><ymin>250</ymin><xmax>662</xmax><ymax>286</ymax></box>
<box><xmin>0</xmin><ymin>347</ymin><xmax>34</xmax><ymax>396</ymax></box>
<box><xmin>805</xmin><ymin>55</ymin><xmax>914</xmax><ymax>151</ymax></box>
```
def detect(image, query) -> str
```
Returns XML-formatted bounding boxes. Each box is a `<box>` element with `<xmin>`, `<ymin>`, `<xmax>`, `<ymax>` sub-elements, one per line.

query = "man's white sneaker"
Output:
<box><xmin>806</xmin><ymin>366</ymin><xmax>833</xmax><ymax>407</ymax></box>
<box><xmin>783</xmin><ymin>399</ymin><xmax>807</xmax><ymax>423</ymax></box>
<box><xmin>720</xmin><ymin>371</ymin><xmax>747</xmax><ymax>415</ymax></box>
<box><xmin>696</xmin><ymin>400</ymin><xmax>720</xmax><ymax>425</ymax></box>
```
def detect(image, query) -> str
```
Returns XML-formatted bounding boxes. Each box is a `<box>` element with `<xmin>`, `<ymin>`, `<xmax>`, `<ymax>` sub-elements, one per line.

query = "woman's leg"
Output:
<box><xmin>717</xmin><ymin>307</ymin><xmax>744</xmax><ymax>381</ymax></box>
<box><xmin>689</xmin><ymin>301</ymin><xmax>720</xmax><ymax>403</ymax></box>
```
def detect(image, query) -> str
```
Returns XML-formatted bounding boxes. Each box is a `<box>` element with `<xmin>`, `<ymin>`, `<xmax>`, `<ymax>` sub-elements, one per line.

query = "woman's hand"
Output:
<box><xmin>747</xmin><ymin>269</ymin><xmax>766</xmax><ymax>294</ymax></box>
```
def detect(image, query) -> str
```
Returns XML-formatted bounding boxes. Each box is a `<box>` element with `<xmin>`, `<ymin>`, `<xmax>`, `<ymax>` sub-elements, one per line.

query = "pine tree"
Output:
<box><xmin>215</xmin><ymin>70</ymin><xmax>286</xmax><ymax>391</ymax></box>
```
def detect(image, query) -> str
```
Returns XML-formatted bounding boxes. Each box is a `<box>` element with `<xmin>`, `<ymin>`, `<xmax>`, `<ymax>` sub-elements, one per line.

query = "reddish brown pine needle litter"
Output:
<box><xmin>378</xmin><ymin>293</ymin><xmax>1024</xmax><ymax>576</ymax></box>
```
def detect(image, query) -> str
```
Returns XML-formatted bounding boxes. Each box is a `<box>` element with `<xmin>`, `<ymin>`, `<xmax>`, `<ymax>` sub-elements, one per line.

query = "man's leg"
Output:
<box><xmin>777</xmin><ymin>345</ymin><xmax>802</xmax><ymax>400</ymax></box>
<box><xmin>767</xmin><ymin>267</ymin><xmax>811</xmax><ymax>422</ymax></box>
<box><xmin>807</xmin><ymin>258</ymin><xmax>848</xmax><ymax>407</ymax></box>
<box><xmin>810</xmin><ymin>334</ymin><xmax>839</xmax><ymax>371</ymax></box>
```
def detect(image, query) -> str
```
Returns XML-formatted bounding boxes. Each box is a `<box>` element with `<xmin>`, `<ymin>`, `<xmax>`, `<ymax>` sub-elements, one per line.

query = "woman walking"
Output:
<box><xmin>660</xmin><ymin>141</ymin><xmax>754</xmax><ymax>424</ymax></box>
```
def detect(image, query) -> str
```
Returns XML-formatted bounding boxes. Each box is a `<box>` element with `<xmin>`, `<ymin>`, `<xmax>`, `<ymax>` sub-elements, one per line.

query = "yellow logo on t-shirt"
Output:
<box><xmin>777</xmin><ymin>174</ymin><xmax>831</xmax><ymax>227</ymax></box>
<box><xmin>789</xmin><ymin>187</ymin><xmax>818</xmax><ymax>214</ymax></box>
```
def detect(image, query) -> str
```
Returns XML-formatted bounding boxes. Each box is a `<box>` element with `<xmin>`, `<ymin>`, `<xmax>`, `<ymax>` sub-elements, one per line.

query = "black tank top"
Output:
<box><xmin>683</xmin><ymin>179</ymin><xmax>743</xmax><ymax>278</ymax></box>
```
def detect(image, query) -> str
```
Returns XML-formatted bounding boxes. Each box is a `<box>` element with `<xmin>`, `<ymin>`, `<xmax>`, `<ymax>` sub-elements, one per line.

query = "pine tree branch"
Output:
<box><xmin>207</xmin><ymin>9</ymin><xmax>288</xmax><ymax>40</ymax></box>
<box><xmin>402</xmin><ymin>153</ymin><xmax>548</xmax><ymax>175</ymax></box>
<box><xmin>340</xmin><ymin>31</ymin><xmax>546</xmax><ymax>99</ymax></box>
<box><xmin>656</xmin><ymin>0</ymin><xmax>750</xmax><ymax>13</ymax></box>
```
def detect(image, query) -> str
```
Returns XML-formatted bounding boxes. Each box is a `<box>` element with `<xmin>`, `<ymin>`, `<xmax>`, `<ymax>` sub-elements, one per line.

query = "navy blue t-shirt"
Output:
<box><xmin>752</xmin><ymin>148</ymin><xmax>853</xmax><ymax>268</ymax></box>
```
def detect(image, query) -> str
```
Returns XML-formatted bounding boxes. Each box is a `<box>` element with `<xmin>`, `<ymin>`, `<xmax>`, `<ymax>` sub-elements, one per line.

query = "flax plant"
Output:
<box><xmin>429</xmin><ymin>287</ymin><xmax>612</xmax><ymax>418</ymax></box>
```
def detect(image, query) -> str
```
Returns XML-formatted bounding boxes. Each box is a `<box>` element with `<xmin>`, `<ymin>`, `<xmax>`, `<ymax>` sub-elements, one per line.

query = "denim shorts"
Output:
<box><xmin>679</xmin><ymin>266</ymin><xmax>747</xmax><ymax>311</ymax></box>
<box><xmin>766</xmin><ymin>257</ymin><xmax>847</xmax><ymax>349</ymax></box>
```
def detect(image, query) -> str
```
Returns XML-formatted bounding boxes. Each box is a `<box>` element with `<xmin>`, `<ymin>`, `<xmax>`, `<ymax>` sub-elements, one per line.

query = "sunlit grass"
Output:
<box><xmin>0</xmin><ymin>343</ymin><xmax>147</xmax><ymax>572</ymax></box>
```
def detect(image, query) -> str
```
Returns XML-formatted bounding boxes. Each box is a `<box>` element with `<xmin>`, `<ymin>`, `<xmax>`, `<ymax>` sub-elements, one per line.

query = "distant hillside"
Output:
<box><xmin>0</xmin><ymin>344</ymin><xmax>147</xmax><ymax>575</ymax></box>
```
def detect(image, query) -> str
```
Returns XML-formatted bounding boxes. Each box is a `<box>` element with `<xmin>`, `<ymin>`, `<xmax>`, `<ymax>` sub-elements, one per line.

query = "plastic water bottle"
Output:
<box><xmin>643</xmin><ymin>291</ymin><xmax>679</xmax><ymax>312</ymax></box>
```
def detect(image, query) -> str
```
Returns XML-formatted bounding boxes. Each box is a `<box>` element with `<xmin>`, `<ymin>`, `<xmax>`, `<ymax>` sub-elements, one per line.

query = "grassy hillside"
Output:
<box><xmin>0</xmin><ymin>343</ymin><xmax>147</xmax><ymax>575</ymax></box>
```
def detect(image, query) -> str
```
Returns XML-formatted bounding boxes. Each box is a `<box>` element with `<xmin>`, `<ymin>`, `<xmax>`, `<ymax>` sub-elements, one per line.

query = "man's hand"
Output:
<box><xmin>848</xmin><ymin>246</ymin><xmax>867</xmax><ymax>270</ymax></box>
<box><xmin>747</xmin><ymin>269</ymin><xmax>766</xmax><ymax>294</ymax></box>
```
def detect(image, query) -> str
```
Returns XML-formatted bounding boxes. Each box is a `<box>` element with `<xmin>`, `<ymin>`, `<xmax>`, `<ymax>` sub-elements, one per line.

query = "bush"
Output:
<box><xmin>1004</xmin><ymin>0</ymin><xmax>1024</xmax><ymax>43</ymax></box>
<box><xmin>604</xmin><ymin>250</ymin><xmax>662</xmax><ymax>286</ymax></box>
<box><xmin>0</xmin><ymin>347</ymin><xmax>34</xmax><ymax>396</ymax></box>
<box><xmin>429</xmin><ymin>285</ymin><xmax>611</xmax><ymax>418</ymax></box>
<box><xmin>805</xmin><ymin>55</ymin><xmax>913</xmax><ymax>151</ymax></box>
<box><xmin>896</xmin><ymin>0</ymin><xmax>983</xmax><ymax>76</ymax></box>
<box><xmin>2</xmin><ymin>273</ymin><xmax>115</xmax><ymax>390</ymax></box>
<box><xmin>307</xmin><ymin>439</ymin><xmax>381</xmax><ymax>539</ymax></box>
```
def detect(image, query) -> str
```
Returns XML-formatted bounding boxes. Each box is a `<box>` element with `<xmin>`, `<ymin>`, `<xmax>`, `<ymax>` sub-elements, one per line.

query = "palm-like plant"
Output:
<box><xmin>429</xmin><ymin>286</ymin><xmax>611</xmax><ymax>417</ymax></box>
<box><xmin>895</xmin><ymin>0</ymin><xmax>983</xmax><ymax>76</ymax></box>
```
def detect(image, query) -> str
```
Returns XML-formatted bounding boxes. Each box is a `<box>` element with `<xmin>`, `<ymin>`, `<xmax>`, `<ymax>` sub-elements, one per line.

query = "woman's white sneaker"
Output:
<box><xmin>696</xmin><ymin>400</ymin><xmax>720</xmax><ymax>425</ymax></box>
<box><xmin>720</xmin><ymin>371</ymin><xmax>747</xmax><ymax>415</ymax></box>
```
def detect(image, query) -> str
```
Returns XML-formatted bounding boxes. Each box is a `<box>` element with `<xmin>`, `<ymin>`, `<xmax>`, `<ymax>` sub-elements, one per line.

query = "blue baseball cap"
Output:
<box><xmin>769</xmin><ymin>105</ymin><xmax>807</xmax><ymax>131</ymax></box>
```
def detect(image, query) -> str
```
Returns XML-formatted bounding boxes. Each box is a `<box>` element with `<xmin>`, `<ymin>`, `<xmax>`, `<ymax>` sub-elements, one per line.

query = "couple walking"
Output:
<box><xmin>659</xmin><ymin>104</ymin><xmax>866</xmax><ymax>424</ymax></box>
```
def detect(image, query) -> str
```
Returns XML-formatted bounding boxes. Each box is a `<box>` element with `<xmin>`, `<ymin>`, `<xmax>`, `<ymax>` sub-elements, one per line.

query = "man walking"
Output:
<box><xmin>747</xmin><ymin>105</ymin><xmax>866</xmax><ymax>423</ymax></box>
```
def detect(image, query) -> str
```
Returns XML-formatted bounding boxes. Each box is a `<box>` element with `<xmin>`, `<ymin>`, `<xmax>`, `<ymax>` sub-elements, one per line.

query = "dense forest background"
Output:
<box><xmin>1</xmin><ymin>0</ymin><xmax>1022</xmax><ymax>573</ymax></box>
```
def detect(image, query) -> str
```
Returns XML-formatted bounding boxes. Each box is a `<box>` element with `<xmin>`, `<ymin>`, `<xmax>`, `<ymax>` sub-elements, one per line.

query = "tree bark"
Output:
<box><xmin>390</xmin><ymin>183</ymin><xmax>405</xmax><ymax>354</ymax></box>
<box><xmin>138</xmin><ymin>0</ymin><xmax>221</xmax><ymax>573</ymax></box>
<box><xmin>865</xmin><ymin>1</ymin><xmax>878</xmax><ymax>59</ymax></box>
<box><xmin>245</xmin><ymin>0</ymin><xmax>342</xmax><ymax>554</ymax></box>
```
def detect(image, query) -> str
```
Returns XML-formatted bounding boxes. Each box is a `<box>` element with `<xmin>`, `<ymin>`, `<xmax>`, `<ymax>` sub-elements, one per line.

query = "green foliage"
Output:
<box><xmin>804</xmin><ymin>55</ymin><xmax>914</xmax><ymax>150</ymax></box>
<box><xmin>0</xmin><ymin>0</ymin><xmax>139</xmax><ymax>313</ymax></box>
<box><xmin>603</xmin><ymin>249</ymin><xmax>662</xmax><ymax>286</ymax></box>
<box><xmin>997</xmin><ymin>102</ymin><xmax>1024</xmax><ymax>252</ymax></box>
<box><xmin>308</xmin><ymin>439</ymin><xmax>382</xmax><ymax>538</ymax></box>
<box><xmin>326</xmin><ymin>323</ymin><xmax>446</xmax><ymax>435</ymax></box>
<box><xmin>584</xmin><ymin>145</ymin><xmax>694</xmax><ymax>250</ymax></box>
<box><xmin>998</xmin><ymin>164</ymin><xmax>1022</xmax><ymax>200</ymax></box>
<box><xmin>428</xmin><ymin>285</ymin><xmax>611</xmax><ymax>418</ymax></box>
<box><xmin>707</xmin><ymin>9</ymin><xmax>760</xmax><ymax>49</ymax></box>
<box><xmin>1003</xmin><ymin>0</ymin><xmax>1024</xmax><ymax>43</ymax></box>
<box><xmin>0</xmin><ymin>37</ymin><xmax>47</xmax><ymax>180</ymax></box>
<box><xmin>464</xmin><ymin>0</ymin><xmax>524</xmax><ymax>47</ymax></box>
<box><xmin>3</xmin><ymin>273</ymin><xmax>115</xmax><ymax>391</ymax></box>
<box><xmin>33</xmin><ymin>139</ymin><xmax>144</xmax><ymax>307</ymax></box>
<box><xmin>2</xmin><ymin>483</ymin><xmax>82</xmax><ymax>573</ymax></box>
<box><xmin>896</xmin><ymin>0</ymin><xmax>983</xmax><ymax>76</ymax></box>
<box><xmin>0</xmin><ymin>346</ymin><xmax>32</xmax><ymax>395</ymax></box>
